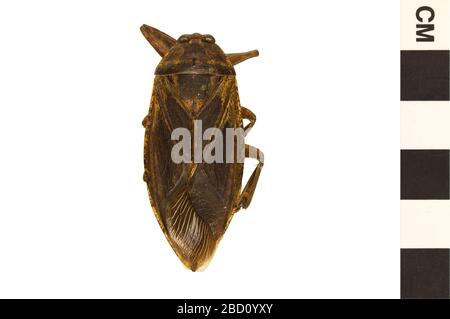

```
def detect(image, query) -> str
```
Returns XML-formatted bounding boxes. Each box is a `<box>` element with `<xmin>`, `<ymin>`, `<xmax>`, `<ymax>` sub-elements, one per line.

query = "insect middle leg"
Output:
<box><xmin>142</xmin><ymin>114</ymin><xmax>151</xmax><ymax>128</ymax></box>
<box><xmin>142</xmin><ymin>114</ymin><xmax>152</xmax><ymax>182</ymax></box>
<box><xmin>238</xmin><ymin>144</ymin><xmax>264</xmax><ymax>209</ymax></box>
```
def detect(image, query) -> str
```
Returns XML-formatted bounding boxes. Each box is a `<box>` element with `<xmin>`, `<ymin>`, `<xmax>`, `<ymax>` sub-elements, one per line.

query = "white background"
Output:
<box><xmin>0</xmin><ymin>0</ymin><xmax>399</xmax><ymax>298</ymax></box>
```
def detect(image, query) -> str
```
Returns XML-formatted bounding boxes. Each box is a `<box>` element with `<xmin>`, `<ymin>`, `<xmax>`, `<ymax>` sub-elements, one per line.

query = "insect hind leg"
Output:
<box><xmin>241</xmin><ymin>106</ymin><xmax>256</xmax><ymax>136</ymax></box>
<box><xmin>238</xmin><ymin>144</ymin><xmax>264</xmax><ymax>209</ymax></box>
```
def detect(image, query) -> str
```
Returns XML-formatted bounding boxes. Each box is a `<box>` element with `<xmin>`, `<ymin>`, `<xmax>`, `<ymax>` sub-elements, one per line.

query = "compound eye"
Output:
<box><xmin>202</xmin><ymin>34</ymin><xmax>215</xmax><ymax>43</ymax></box>
<box><xmin>178</xmin><ymin>35</ymin><xmax>190</xmax><ymax>43</ymax></box>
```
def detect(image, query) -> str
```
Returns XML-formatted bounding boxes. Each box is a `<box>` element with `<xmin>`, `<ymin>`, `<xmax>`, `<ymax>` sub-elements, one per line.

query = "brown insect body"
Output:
<box><xmin>141</xmin><ymin>25</ymin><xmax>263</xmax><ymax>271</ymax></box>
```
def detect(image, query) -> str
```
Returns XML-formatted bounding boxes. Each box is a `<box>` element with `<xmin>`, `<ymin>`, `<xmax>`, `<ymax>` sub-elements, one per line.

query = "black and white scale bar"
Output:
<box><xmin>400</xmin><ymin>48</ymin><xmax>450</xmax><ymax>297</ymax></box>
<box><xmin>400</xmin><ymin>1</ymin><xmax>450</xmax><ymax>299</ymax></box>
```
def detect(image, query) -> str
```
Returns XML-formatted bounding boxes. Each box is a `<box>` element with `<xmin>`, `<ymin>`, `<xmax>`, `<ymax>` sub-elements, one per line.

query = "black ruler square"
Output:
<box><xmin>401</xmin><ymin>249</ymin><xmax>450</xmax><ymax>299</ymax></box>
<box><xmin>401</xmin><ymin>150</ymin><xmax>449</xmax><ymax>199</ymax></box>
<box><xmin>401</xmin><ymin>50</ymin><xmax>450</xmax><ymax>101</ymax></box>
